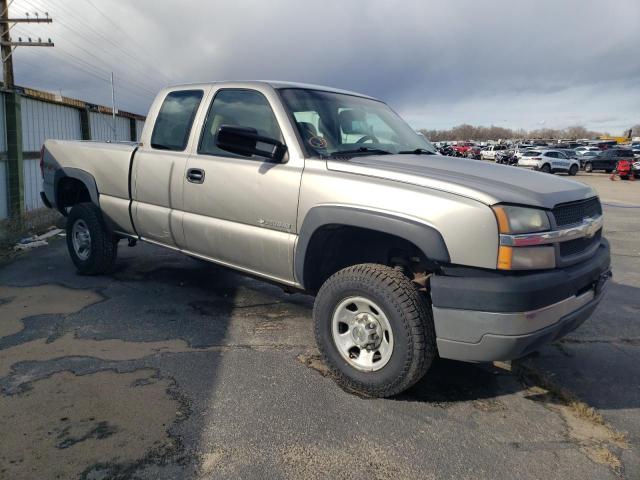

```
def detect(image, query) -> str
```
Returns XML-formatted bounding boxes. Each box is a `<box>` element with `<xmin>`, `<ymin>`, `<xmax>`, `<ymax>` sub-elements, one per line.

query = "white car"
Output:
<box><xmin>513</xmin><ymin>146</ymin><xmax>535</xmax><ymax>160</ymax></box>
<box><xmin>574</xmin><ymin>146</ymin><xmax>601</xmax><ymax>156</ymax></box>
<box><xmin>480</xmin><ymin>144</ymin><xmax>508</xmax><ymax>160</ymax></box>
<box><xmin>517</xmin><ymin>150</ymin><xmax>580</xmax><ymax>175</ymax></box>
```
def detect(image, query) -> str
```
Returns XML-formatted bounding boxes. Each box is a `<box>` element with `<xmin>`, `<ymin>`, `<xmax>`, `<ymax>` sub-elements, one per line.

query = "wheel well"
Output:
<box><xmin>301</xmin><ymin>224</ymin><xmax>436</xmax><ymax>292</ymax></box>
<box><xmin>56</xmin><ymin>177</ymin><xmax>92</xmax><ymax>213</ymax></box>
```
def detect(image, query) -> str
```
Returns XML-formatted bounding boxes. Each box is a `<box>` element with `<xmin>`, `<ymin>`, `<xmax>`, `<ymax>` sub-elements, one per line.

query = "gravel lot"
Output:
<box><xmin>0</xmin><ymin>172</ymin><xmax>638</xmax><ymax>480</ymax></box>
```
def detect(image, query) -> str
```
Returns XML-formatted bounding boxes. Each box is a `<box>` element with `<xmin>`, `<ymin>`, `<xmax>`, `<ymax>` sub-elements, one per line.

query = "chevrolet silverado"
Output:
<box><xmin>40</xmin><ymin>81</ymin><xmax>611</xmax><ymax>397</ymax></box>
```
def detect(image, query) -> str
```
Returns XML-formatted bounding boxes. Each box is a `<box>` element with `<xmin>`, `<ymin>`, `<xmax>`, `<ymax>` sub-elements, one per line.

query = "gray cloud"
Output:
<box><xmin>10</xmin><ymin>0</ymin><xmax>640</xmax><ymax>132</ymax></box>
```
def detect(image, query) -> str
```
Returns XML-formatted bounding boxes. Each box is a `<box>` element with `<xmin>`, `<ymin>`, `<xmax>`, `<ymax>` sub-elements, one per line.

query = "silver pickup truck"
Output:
<box><xmin>40</xmin><ymin>81</ymin><xmax>611</xmax><ymax>398</ymax></box>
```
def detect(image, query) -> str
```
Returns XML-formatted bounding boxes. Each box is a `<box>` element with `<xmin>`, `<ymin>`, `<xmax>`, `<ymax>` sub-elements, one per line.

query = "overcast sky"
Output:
<box><xmin>9</xmin><ymin>0</ymin><xmax>640</xmax><ymax>133</ymax></box>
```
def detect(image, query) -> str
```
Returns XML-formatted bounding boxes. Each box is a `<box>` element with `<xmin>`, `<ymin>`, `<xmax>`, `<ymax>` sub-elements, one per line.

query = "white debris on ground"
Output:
<box><xmin>14</xmin><ymin>228</ymin><xmax>65</xmax><ymax>251</ymax></box>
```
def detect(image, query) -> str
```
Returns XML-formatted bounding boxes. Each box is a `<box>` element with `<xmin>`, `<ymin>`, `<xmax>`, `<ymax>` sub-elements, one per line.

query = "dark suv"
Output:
<box><xmin>583</xmin><ymin>148</ymin><xmax>635</xmax><ymax>172</ymax></box>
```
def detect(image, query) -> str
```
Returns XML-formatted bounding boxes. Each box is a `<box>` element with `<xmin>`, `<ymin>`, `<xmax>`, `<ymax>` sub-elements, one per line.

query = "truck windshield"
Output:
<box><xmin>279</xmin><ymin>88</ymin><xmax>436</xmax><ymax>158</ymax></box>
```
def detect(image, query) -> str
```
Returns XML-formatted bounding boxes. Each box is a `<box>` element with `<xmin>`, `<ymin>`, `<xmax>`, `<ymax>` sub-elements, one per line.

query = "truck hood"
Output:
<box><xmin>327</xmin><ymin>154</ymin><xmax>596</xmax><ymax>209</ymax></box>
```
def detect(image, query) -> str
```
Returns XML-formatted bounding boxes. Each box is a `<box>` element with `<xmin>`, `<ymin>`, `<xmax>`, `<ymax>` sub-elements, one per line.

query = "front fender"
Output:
<box><xmin>295</xmin><ymin>205</ymin><xmax>450</xmax><ymax>287</ymax></box>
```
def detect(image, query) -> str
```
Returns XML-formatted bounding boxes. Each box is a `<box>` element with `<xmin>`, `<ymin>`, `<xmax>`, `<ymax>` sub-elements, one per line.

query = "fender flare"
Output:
<box><xmin>295</xmin><ymin>206</ymin><xmax>450</xmax><ymax>288</ymax></box>
<box><xmin>54</xmin><ymin>167</ymin><xmax>99</xmax><ymax>212</ymax></box>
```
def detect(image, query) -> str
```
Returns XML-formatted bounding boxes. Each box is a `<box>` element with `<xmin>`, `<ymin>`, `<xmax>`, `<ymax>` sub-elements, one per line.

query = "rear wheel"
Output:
<box><xmin>569</xmin><ymin>164</ymin><xmax>578</xmax><ymax>176</ymax></box>
<box><xmin>584</xmin><ymin>163</ymin><xmax>593</xmax><ymax>173</ymax></box>
<box><xmin>541</xmin><ymin>163</ymin><xmax>551</xmax><ymax>173</ymax></box>
<box><xmin>66</xmin><ymin>202</ymin><xmax>118</xmax><ymax>275</ymax></box>
<box><xmin>314</xmin><ymin>264</ymin><xmax>436</xmax><ymax>398</ymax></box>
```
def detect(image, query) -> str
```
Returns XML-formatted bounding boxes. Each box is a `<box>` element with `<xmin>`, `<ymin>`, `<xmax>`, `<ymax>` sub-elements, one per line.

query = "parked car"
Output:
<box><xmin>555</xmin><ymin>147</ymin><xmax>578</xmax><ymax>159</ymax></box>
<box><xmin>584</xmin><ymin>148</ymin><xmax>635</xmax><ymax>173</ymax></box>
<box><xmin>453</xmin><ymin>142</ymin><xmax>476</xmax><ymax>157</ymax></box>
<box><xmin>465</xmin><ymin>146</ymin><xmax>482</xmax><ymax>159</ymax></box>
<box><xmin>578</xmin><ymin>151</ymin><xmax>600</xmax><ymax>168</ymax></box>
<box><xmin>480</xmin><ymin>144</ymin><xmax>508</xmax><ymax>160</ymax></box>
<box><xmin>495</xmin><ymin>150</ymin><xmax>518</xmax><ymax>165</ymax></box>
<box><xmin>517</xmin><ymin>150</ymin><xmax>580</xmax><ymax>175</ymax></box>
<box><xmin>575</xmin><ymin>146</ymin><xmax>600</xmax><ymax>156</ymax></box>
<box><xmin>513</xmin><ymin>146</ymin><xmax>533</xmax><ymax>160</ymax></box>
<box><xmin>39</xmin><ymin>81</ymin><xmax>611</xmax><ymax>398</ymax></box>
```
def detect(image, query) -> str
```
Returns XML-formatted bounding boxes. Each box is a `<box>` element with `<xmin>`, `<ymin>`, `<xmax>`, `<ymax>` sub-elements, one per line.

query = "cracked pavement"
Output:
<box><xmin>0</xmin><ymin>173</ymin><xmax>638</xmax><ymax>479</ymax></box>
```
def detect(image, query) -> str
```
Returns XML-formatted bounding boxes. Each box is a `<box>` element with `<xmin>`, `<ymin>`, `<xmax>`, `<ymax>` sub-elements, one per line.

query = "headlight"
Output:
<box><xmin>492</xmin><ymin>205</ymin><xmax>550</xmax><ymax>234</ymax></box>
<box><xmin>493</xmin><ymin>205</ymin><xmax>554</xmax><ymax>270</ymax></box>
<box><xmin>497</xmin><ymin>245</ymin><xmax>555</xmax><ymax>270</ymax></box>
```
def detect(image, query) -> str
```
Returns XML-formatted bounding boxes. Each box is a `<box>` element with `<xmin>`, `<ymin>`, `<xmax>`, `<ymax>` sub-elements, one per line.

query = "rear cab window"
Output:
<box><xmin>151</xmin><ymin>90</ymin><xmax>204</xmax><ymax>151</ymax></box>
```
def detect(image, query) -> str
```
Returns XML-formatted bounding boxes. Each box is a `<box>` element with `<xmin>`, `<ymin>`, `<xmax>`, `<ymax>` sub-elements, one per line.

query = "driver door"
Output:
<box><xmin>181</xmin><ymin>88</ymin><xmax>303</xmax><ymax>284</ymax></box>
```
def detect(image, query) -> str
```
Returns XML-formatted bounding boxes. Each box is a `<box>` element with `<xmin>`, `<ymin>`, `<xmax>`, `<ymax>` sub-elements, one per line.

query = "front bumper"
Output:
<box><xmin>431</xmin><ymin>239</ymin><xmax>611</xmax><ymax>362</ymax></box>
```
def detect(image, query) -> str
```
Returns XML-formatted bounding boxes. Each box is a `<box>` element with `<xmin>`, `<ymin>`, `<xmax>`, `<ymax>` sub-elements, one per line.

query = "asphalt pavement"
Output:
<box><xmin>0</xmin><ymin>173</ymin><xmax>638</xmax><ymax>479</ymax></box>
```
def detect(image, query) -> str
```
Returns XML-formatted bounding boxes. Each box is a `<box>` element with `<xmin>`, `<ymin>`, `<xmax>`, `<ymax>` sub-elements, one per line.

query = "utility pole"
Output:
<box><xmin>110</xmin><ymin>72</ymin><xmax>117</xmax><ymax>141</ymax></box>
<box><xmin>0</xmin><ymin>1</ymin><xmax>54</xmax><ymax>89</ymax></box>
<box><xmin>0</xmin><ymin>0</ymin><xmax>53</xmax><ymax>218</ymax></box>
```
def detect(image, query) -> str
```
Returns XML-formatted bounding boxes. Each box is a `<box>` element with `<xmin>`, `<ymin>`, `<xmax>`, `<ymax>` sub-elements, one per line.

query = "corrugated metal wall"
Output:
<box><xmin>89</xmin><ymin>111</ymin><xmax>130</xmax><ymax>141</ymax></box>
<box><xmin>0</xmin><ymin>93</ymin><xmax>144</xmax><ymax>220</ymax></box>
<box><xmin>23</xmin><ymin>159</ymin><xmax>43</xmax><ymax>211</ymax></box>
<box><xmin>136</xmin><ymin>119</ymin><xmax>145</xmax><ymax>141</ymax></box>
<box><xmin>21</xmin><ymin>97</ymin><xmax>82</xmax><ymax>151</ymax></box>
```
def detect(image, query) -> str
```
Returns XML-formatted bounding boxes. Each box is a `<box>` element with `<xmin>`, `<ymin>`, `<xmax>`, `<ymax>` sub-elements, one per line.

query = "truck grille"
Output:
<box><xmin>560</xmin><ymin>229</ymin><xmax>602</xmax><ymax>257</ymax></box>
<box><xmin>553</xmin><ymin>197</ymin><xmax>602</xmax><ymax>227</ymax></box>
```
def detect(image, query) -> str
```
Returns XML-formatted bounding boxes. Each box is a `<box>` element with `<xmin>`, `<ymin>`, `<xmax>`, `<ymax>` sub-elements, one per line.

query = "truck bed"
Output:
<box><xmin>43</xmin><ymin>139</ymin><xmax>138</xmax><ymax>234</ymax></box>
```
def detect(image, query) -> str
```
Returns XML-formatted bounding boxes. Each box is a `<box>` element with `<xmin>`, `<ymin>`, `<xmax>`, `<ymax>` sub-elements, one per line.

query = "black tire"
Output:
<box><xmin>584</xmin><ymin>163</ymin><xmax>593</xmax><ymax>173</ymax></box>
<box><xmin>66</xmin><ymin>202</ymin><xmax>118</xmax><ymax>275</ymax></box>
<box><xmin>569</xmin><ymin>164</ymin><xmax>578</xmax><ymax>176</ymax></box>
<box><xmin>541</xmin><ymin>163</ymin><xmax>551</xmax><ymax>173</ymax></box>
<box><xmin>605</xmin><ymin>169</ymin><xmax>613</xmax><ymax>174</ymax></box>
<box><xmin>313</xmin><ymin>264</ymin><xmax>436</xmax><ymax>398</ymax></box>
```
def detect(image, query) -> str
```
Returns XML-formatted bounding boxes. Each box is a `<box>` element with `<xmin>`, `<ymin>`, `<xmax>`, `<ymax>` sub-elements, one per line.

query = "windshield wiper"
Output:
<box><xmin>328</xmin><ymin>147</ymin><xmax>393</xmax><ymax>158</ymax></box>
<box><xmin>397</xmin><ymin>148</ymin><xmax>435</xmax><ymax>155</ymax></box>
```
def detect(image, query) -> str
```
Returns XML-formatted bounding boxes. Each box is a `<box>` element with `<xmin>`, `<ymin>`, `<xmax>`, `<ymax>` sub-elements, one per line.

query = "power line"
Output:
<box><xmin>83</xmin><ymin>0</ymin><xmax>175</xmax><ymax>83</ymax></box>
<box><xmin>11</xmin><ymin>3</ymin><xmax>159</xmax><ymax>97</ymax></box>
<box><xmin>23</xmin><ymin>0</ymin><xmax>174</xmax><ymax>85</ymax></box>
<box><xmin>1</xmin><ymin>0</ymin><xmax>53</xmax><ymax>87</ymax></box>
<box><xmin>14</xmin><ymin>1</ymin><xmax>164</xmax><ymax>91</ymax></box>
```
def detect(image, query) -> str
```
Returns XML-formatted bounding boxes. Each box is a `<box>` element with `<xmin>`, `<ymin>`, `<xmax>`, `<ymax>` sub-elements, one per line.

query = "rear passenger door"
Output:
<box><xmin>181</xmin><ymin>88</ymin><xmax>303</xmax><ymax>284</ymax></box>
<box><xmin>545</xmin><ymin>151</ymin><xmax>559</xmax><ymax>169</ymax></box>
<box><xmin>555</xmin><ymin>151</ymin><xmax>570</xmax><ymax>171</ymax></box>
<box><xmin>595</xmin><ymin>151</ymin><xmax>612</xmax><ymax>170</ymax></box>
<box><xmin>132</xmin><ymin>89</ymin><xmax>204</xmax><ymax>247</ymax></box>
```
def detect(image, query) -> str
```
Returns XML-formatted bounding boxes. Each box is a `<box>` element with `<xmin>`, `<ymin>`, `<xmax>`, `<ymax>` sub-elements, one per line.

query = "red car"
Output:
<box><xmin>452</xmin><ymin>143</ymin><xmax>475</xmax><ymax>156</ymax></box>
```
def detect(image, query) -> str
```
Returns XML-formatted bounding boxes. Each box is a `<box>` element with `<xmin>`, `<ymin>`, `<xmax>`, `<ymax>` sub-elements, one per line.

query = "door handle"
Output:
<box><xmin>187</xmin><ymin>168</ymin><xmax>205</xmax><ymax>184</ymax></box>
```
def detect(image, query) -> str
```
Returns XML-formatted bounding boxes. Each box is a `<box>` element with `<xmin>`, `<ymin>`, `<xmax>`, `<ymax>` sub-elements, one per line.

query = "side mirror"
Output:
<box><xmin>216</xmin><ymin>125</ymin><xmax>287</xmax><ymax>162</ymax></box>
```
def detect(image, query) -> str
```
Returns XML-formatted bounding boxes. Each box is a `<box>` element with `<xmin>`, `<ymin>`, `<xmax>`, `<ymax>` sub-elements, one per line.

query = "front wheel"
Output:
<box><xmin>66</xmin><ymin>202</ymin><xmax>118</xmax><ymax>275</ymax></box>
<box><xmin>313</xmin><ymin>264</ymin><xmax>436</xmax><ymax>398</ymax></box>
<box><xmin>584</xmin><ymin>163</ymin><xmax>593</xmax><ymax>173</ymax></box>
<box><xmin>569</xmin><ymin>164</ymin><xmax>578</xmax><ymax>176</ymax></box>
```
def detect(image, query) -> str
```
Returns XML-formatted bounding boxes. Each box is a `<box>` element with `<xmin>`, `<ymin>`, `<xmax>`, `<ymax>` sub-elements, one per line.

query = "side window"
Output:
<box><xmin>151</xmin><ymin>90</ymin><xmax>203</xmax><ymax>151</ymax></box>
<box><xmin>199</xmin><ymin>89</ymin><xmax>283</xmax><ymax>158</ymax></box>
